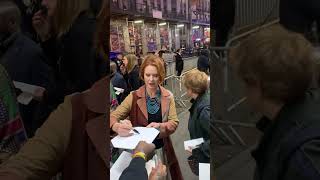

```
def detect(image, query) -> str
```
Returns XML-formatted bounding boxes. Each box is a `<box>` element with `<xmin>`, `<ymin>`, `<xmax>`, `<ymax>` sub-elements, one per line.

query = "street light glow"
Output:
<box><xmin>192</xmin><ymin>26</ymin><xmax>200</xmax><ymax>29</ymax></box>
<box><xmin>177</xmin><ymin>24</ymin><xmax>184</xmax><ymax>28</ymax></box>
<box><xmin>159</xmin><ymin>22</ymin><xmax>167</xmax><ymax>26</ymax></box>
<box><xmin>134</xmin><ymin>20</ymin><xmax>143</xmax><ymax>24</ymax></box>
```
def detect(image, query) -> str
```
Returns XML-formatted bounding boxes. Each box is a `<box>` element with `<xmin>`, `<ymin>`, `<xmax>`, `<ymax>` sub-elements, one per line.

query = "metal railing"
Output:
<box><xmin>233</xmin><ymin>0</ymin><xmax>279</xmax><ymax>33</ymax></box>
<box><xmin>211</xmin><ymin>9</ymin><xmax>280</xmax><ymax>146</ymax></box>
<box><xmin>164</xmin><ymin>68</ymin><xmax>198</xmax><ymax>108</ymax></box>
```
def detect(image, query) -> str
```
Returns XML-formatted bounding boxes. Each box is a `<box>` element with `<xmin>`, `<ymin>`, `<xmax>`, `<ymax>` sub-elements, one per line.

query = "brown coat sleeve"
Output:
<box><xmin>0</xmin><ymin>96</ymin><xmax>73</xmax><ymax>180</ymax></box>
<box><xmin>110</xmin><ymin>92</ymin><xmax>133</xmax><ymax>128</ymax></box>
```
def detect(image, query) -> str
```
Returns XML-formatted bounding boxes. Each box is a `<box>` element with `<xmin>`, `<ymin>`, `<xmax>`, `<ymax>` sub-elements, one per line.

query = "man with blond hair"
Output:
<box><xmin>230</xmin><ymin>25</ymin><xmax>320</xmax><ymax>180</ymax></box>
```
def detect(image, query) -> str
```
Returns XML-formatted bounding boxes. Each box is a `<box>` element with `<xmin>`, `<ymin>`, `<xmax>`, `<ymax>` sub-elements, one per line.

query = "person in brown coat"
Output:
<box><xmin>110</xmin><ymin>55</ymin><xmax>183</xmax><ymax>180</ymax></box>
<box><xmin>0</xmin><ymin>76</ymin><xmax>108</xmax><ymax>180</ymax></box>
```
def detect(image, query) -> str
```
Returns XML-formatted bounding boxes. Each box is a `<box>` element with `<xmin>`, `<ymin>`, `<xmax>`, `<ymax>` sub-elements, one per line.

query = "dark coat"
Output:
<box><xmin>175</xmin><ymin>53</ymin><xmax>184</xmax><ymax>72</ymax></box>
<box><xmin>41</xmin><ymin>12</ymin><xmax>99</xmax><ymax>106</ymax></box>
<box><xmin>252</xmin><ymin>89</ymin><xmax>320</xmax><ymax>180</ymax></box>
<box><xmin>0</xmin><ymin>32</ymin><xmax>54</xmax><ymax>137</ymax></box>
<box><xmin>111</xmin><ymin>72</ymin><xmax>128</xmax><ymax>103</ymax></box>
<box><xmin>120</xmin><ymin>158</ymin><xmax>148</xmax><ymax>180</ymax></box>
<box><xmin>188</xmin><ymin>92</ymin><xmax>210</xmax><ymax>163</ymax></box>
<box><xmin>197</xmin><ymin>55</ymin><xmax>210</xmax><ymax>73</ymax></box>
<box><xmin>127</xmin><ymin>65</ymin><xmax>143</xmax><ymax>92</ymax></box>
<box><xmin>280</xmin><ymin>0</ymin><xmax>320</xmax><ymax>34</ymax></box>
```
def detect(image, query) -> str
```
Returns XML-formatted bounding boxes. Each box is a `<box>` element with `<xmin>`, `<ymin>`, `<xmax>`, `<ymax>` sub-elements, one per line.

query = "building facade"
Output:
<box><xmin>110</xmin><ymin>0</ymin><xmax>210</xmax><ymax>54</ymax></box>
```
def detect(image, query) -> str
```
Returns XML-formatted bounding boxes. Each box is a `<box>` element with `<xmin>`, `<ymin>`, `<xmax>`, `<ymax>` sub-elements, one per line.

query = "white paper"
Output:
<box><xmin>114</xmin><ymin>87</ymin><xmax>125</xmax><ymax>95</ymax></box>
<box><xmin>13</xmin><ymin>81</ymin><xmax>42</xmax><ymax>95</ymax></box>
<box><xmin>17</xmin><ymin>92</ymin><xmax>33</xmax><ymax>105</ymax></box>
<box><xmin>110</xmin><ymin>151</ymin><xmax>156</xmax><ymax>180</ymax></box>
<box><xmin>199</xmin><ymin>163</ymin><xmax>210</xmax><ymax>180</ymax></box>
<box><xmin>111</xmin><ymin>127</ymin><xmax>159</xmax><ymax>150</ymax></box>
<box><xmin>184</xmin><ymin>138</ymin><xmax>204</xmax><ymax>150</ymax></box>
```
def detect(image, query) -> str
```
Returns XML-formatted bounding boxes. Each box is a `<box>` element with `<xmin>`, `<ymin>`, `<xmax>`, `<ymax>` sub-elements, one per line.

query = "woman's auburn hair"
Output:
<box><xmin>139</xmin><ymin>55</ymin><xmax>165</xmax><ymax>84</ymax></box>
<box><xmin>53</xmin><ymin>0</ymin><xmax>90</xmax><ymax>37</ymax></box>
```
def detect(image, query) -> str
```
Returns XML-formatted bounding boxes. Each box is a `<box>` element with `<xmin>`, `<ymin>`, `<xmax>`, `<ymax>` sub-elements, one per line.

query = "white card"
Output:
<box><xmin>111</xmin><ymin>127</ymin><xmax>159</xmax><ymax>150</ymax></box>
<box><xmin>13</xmin><ymin>81</ymin><xmax>42</xmax><ymax>95</ymax></box>
<box><xmin>184</xmin><ymin>138</ymin><xmax>204</xmax><ymax>150</ymax></box>
<box><xmin>17</xmin><ymin>92</ymin><xmax>33</xmax><ymax>105</ymax></box>
<box><xmin>199</xmin><ymin>163</ymin><xmax>210</xmax><ymax>180</ymax></box>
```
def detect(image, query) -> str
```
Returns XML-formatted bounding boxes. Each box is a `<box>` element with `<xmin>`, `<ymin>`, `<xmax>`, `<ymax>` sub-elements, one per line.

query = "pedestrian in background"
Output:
<box><xmin>175</xmin><ymin>48</ymin><xmax>184</xmax><ymax>76</ymax></box>
<box><xmin>197</xmin><ymin>49</ymin><xmax>210</xmax><ymax>74</ymax></box>
<box><xmin>32</xmin><ymin>0</ymin><xmax>100</xmax><ymax>107</ymax></box>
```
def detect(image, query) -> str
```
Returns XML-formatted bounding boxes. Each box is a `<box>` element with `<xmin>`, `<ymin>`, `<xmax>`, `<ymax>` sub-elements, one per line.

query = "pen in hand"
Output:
<box><xmin>133</xmin><ymin>128</ymin><xmax>140</xmax><ymax>134</ymax></box>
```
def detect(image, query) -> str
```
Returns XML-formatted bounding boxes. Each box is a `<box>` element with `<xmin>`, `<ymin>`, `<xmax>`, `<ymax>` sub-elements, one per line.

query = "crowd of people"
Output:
<box><xmin>2</xmin><ymin>0</ymin><xmax>319</xmax><ymax>180</ymax></box>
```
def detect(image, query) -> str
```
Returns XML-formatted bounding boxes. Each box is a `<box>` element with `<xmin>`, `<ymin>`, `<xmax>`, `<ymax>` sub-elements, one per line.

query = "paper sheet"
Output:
<box><xmin>111</xmin><ymin>127</ymin><xmax>159</xmax><ymax>150</ymax></box>
<box><xmin>114</xmin><ymin>87</ymin><xmax>125</xmax><ymax>95</ymax></box>
<box><xmin>184</xmin><ymin>138</ymin><xmax>204</xmax><ymax>150</ymax></box>
<box><xmin>199</xmin><ymin>163</ymin><xmax>210</xmax><ymax>180</ymax></box>
<box><xmin>13</xmin><ymin>81</ymin><xmax>42</xmax><ymax>94</ymax></box>
<box><xmin>17</xmin><ymin>92</ymin><xmax>33</xmax><ymax>105</ymax></box>
<box><xmin>110</xmin><ymin>151</ymin><xmax>155</xmax><ymax>180</ymax></box>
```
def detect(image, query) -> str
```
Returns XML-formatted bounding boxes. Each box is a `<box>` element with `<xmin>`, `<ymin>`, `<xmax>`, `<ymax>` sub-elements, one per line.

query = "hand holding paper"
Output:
<box><xmin>184</xmin><ymin>138</ymin><xmax>204</xmax><ymax>151</ymax></box>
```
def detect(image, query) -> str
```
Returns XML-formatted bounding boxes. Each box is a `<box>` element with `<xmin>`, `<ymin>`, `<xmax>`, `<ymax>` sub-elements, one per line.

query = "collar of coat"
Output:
<box><xmin>135</xmin><ymin>85</ymin><xmax>172</xmax><ymax>121</ymax></box>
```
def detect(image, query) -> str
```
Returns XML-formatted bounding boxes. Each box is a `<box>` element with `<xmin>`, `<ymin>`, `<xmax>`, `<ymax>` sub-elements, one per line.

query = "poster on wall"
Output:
<box><xmin>146</xmin><ymin>26</ymin><xmax>157</xmax><ymax>52</ymax></box>
<box><xmin>110</xmin><ymin>25</ymin><xmax>120</xmax><ymax>51</ymax></box>
<box><xmin>160</xmin><ymin>27</ymin><xmax>169</xmax><ymax>50</ymax></box>
<box><xmin>110</xmin><ymin>24</ymin><xmax>125</xmax><ymax>52</ymax></box>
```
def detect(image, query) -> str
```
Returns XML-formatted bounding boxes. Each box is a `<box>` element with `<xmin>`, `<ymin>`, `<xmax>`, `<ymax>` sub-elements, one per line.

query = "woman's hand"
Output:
<box><xmin>32</xmin><ymin>11</ymin><xmax>51</xmax><ymax>42</ymax></box>
<box><xmin>186</xmin><ymin>146</ymin><xmax>193</xmax><ymax>156</ymax></box>
<box><xmin>112</xmin><ymin>120</ymin><xmax>133</xmax><ymax>137</ymax></box>
<box><xmin>147</xmin><ymin>122</ymin><xmax>161</xmax><ymax>129</ymax></box>
<box><xmin>149</xmin><ymin>161</ymin><xmax>167</xmax><ymax>180</ymax></box>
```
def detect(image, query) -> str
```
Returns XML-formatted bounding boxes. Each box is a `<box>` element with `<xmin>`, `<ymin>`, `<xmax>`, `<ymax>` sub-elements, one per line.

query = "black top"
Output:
<box><xmin>148</xmin><ymin>107</ymin><xmax>164</xmax><ymax>149</ymax></box>
<box><xmin>252</xmin><ymin>89</ymin><xmax>320</xmax><ymax>180</ymax></box>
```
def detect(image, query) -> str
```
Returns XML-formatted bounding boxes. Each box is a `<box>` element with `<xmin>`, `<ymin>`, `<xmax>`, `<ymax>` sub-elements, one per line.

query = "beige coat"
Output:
<box><xmin>110</xmin><ymin>85</ymin><xmax>179</xmax><ymax>137</ymax></box>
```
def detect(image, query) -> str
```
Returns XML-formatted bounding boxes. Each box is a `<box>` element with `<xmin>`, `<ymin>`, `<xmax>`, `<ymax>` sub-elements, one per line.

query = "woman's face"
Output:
<box><xmin>144</xmin><ymin>65</ymin><xmax>160</xmax><ymax>90</ymax></box>
<box><xmin>122</xmin><ymin>57</ymin><xmax>128</xmax><ymax>67</ymax></box>
<box><xmin>41</xmin><ymin>0</ymin><xmax>57</xmax><ymax>17</ymax></box>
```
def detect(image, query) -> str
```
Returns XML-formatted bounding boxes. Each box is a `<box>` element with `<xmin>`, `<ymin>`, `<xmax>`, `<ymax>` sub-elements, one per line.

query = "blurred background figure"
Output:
<box><xmin>0</xmin><ymin>0</ymin><xmax>54</xmax><ymax>137</ymax></box>
<box><xmin>175</xmin><ymin>49</ymin><xmax>184</xmax><ymax>76</ymax></box>
<box><xmin>0</xmin><ymin>64</ymin><xmax>27</xmax><ymax>164</ymax></box>
<box><xmin>197</xmin><ymin>49</ymin><xmax>210</xmax><ymax>74</ymax></box>
<box><xmin>123</xmin><ymin>54</ymin><xmax>143</xmax><ymax>92</ymax></box>
<box><xmin>32</xmin><ymin>0</ymin><xmax>102</xmax><ymax>108</ymax></box>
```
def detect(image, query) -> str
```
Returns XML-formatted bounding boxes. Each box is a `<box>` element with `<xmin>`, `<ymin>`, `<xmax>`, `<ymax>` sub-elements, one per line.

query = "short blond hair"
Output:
<box><xmin>230</xmin><ymin>25</ymin><xmax>314</xmax><ymax>103</ymax></box>
<box><xmin>183</xmin><ymin>69</ymin><xmax>209</xmax><ymax>94</ymax></box>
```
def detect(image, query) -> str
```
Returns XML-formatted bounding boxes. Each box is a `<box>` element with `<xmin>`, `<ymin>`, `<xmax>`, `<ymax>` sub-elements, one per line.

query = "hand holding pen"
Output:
<box><xmin>112</xmin><ymin>120</ymin><xmax>133</xmax><ymax>137</ymax></box>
